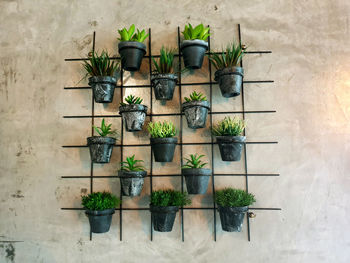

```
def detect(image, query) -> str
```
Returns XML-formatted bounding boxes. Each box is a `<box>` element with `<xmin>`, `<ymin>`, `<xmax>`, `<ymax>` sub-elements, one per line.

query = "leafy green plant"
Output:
<box><xmin>150</xmin><ymin>189</ymin><xmax>191</xmax><ymax>207</ymax></box>
<box><xmin>118</xmin><ymin>24</ymin><xmax>149</xmax><ymax>43</ymax></box>
<box><xmin>147</xmin><ymin>121</ymin><xmax>177</xmax><ymax>138</ymax></box>
<box><xmin>209</xmin><ymin>42</ymin><xmax>246</xmax><ymax>70</ymax></box>
<box><xmin>120</xmin><ymin>155</ymin><xmax>145</xmax><ymax>171</ymax></box>
<box><xmin>182</xmin><ymin>23</ymin><xmax>210</xmax><ymax>41</ymax></box>
<box><xmin>93</xmin><ymin>119</ymin><xmax>118</xmax><ymax>137</ymax></box>
<box><xmin>212</xmin><ymin>117</ymin><xmax>245</xmax><ymax>136</ymax></box>
<box><xmin>184</xmin><ymin>91</ymin><xmax>207</xmax><ymax>102</ymax></box>
<box><xmin>120</xmin><ymin>94</ymin><xmax>143</xmax><ymax>106</ymax></box>
<box><xmin>215</xmin><ymin>188</ymin><xmax>255</xmax><ymax>207</ymax></box>
<box><xmin>182</xmin><ymin>154</ymin><xmax>207</xmax><ymax>169</ymax></box>
<box><xmin>82</xmin><ymin>191</ymin><xmax>121</xmax><ymax>210</ymax></box>
<box><xmin>83</xmin><ymin>50</ymin><xmax>119</xmax><ymax>77</ymax></box>
<box><xmin>152</xmin><ymin>47</ymin><xmax>176</xmax><ymax>74</ymax></box>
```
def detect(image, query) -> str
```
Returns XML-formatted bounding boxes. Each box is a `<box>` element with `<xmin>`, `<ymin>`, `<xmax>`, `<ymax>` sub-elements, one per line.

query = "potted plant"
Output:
<box><xmin>118</xmin><ymin>24</ymin><xmax>149</xmax><ymax>71</ymax></box>
<box><xmin>87</xmin><ymin>118</ymin><xmax>117</xmax><ymax>163</ymax></box>
<box><xmin>182</xmin><ymin>154</ymin><xmax>211</xmax><ymax>194</ymax></box>
<box><xmin>150</xmin><ymin>189</ymin><xmax>191</xmax><ymax>232</ymax></box>
<box><xmin>151</xmin><ymin>47</ymin><xmax>178</xmax><ymax>100</ymax></box>
<box><xmin>82</xmin><ymin>191</ymin><xmax>121</xmax><ymax>233</ymax></box>
<box><xmin>209</xmin><ymin>42</ymin><xmax>246</xmax><ymax>97</ymax></box>
<box><xmin>83</xmin><ymin>50</ymin><xmax>119</xmax><ymax>103</ymax></box>
<box><xmin>118</xmin><ymin>155</ymin><xmax>147</xmax><ymax>196</ymax></box>
<box><xmin>212</xmin><ymin>117</ymin><xmax>245</xmax><ymax>161</ymax></box>
<box><xmin>147</xmin><ymin>121</ymin><xmax>177</xmax><ymax>162</ymax></box>
<box><xmin>215</xmin><ymin>188</ymin><xmax>255</xmax><ymax>232</ymax></box>
<box><xmin>119</xmin><ymin>95</ymin><xmax>148</xmax><ymax>132</ymax></box>
<box><xmin>180</xmin><ymin>23</ymin><xmax>210</xmax><ymax>69</ymax></box>
<box><xmin>182</xmin><ymin>91</ymin><xmax>210</xmax><ymax>129</ymax></box>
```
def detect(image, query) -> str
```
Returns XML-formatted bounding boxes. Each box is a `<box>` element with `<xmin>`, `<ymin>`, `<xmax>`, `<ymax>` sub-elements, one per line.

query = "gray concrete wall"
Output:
<box><xmin>1</xmin><ymin>0</ymin><xmax>349</xmax><ymax>262</ymax></box>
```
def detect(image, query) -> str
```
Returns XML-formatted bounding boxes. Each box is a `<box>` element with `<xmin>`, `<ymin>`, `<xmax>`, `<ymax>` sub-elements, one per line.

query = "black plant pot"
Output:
<box><xmin>118</xmin><ymin>41</ymin><xmax>146</xmax><ymax>71</ymax></box>
<box><xmin>85</xmin><ymin>208</ymin><xmax>115</xmax><ymax>233</ymax></box>
<box><xmin>87</xmin><ymin>136</ymin><xmax>116</xmax><ymax>163</ymax></box>
<box><xmin>150</xmin><ymin>137</ymin><xmax>178</xmax><ymax>162</ymax></box>
<box><xmin>88</xmin><ymin>76</ymin><xmax>116</xmax><ymax>103</ymax></box>
<box><xmin>151</xmin><ymin>74</ymin><xmax>178</xmax><ymax>100</ymax></box>
<box><xmin>182</xmin><ymin>100</ymin><xmax>210</xmax><ymax>129</ymax></box>
<box><xmin>182</xmin><ymin>168</ymin><xmax>211</xmax><ymax>194</ymax></box>
<box><xmin>216</xmin><ymin>136</ymin><xmax>246</xmax><ymax>162</ymax></box>
<box><xmin>214</xmin><ymin>67</ymin><xmax>244</xmax><ymax>98</ymax></box>
<box><xmin>118</xmin><ymin>170</ymin><xmax>147</xmax><ymax>196</ymax></box>
<box><xmin>180</xmin><ymin>40</ymin><xmax>208</xmax><ymax>69</ymax></box>
<box><xmin>119</xmin><ymin>104</ymin><xmax>148</xmax><ymax>132</ymax></box>
<box><xmin>150</xmin><ymin>205</ymin><xmax>179</xmax><ymax>232</ymax></box>
<box><xmin>218</xmin><ymin>206</ymin><xmax>248</xmax><ymax>232</ymax></box>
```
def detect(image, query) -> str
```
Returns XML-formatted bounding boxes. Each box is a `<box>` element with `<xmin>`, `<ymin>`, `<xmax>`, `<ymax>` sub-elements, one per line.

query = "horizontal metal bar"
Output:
<box><xmin>61</xmin><ymin>207</ymin><xmax>281</xmax><ymax>211</ymax></box>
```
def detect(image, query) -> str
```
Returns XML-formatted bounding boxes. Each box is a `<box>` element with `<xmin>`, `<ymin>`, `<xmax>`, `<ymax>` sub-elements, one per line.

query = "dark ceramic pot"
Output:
<box><xmin>118</xmin><ymin>170</ymin><xmax>147</xmax><ymax>196</ymax></box>
<box><xmin>118</xmin><ymin>41</ymin><xmax>146</xmax><ymax>71</ymax></box>
<box><xmin>216</xmin><ymin>136</ymin><xmax>246</xmax><ymax>162</ymax></box>
<box><xmin>87</xmin><ymin>136</ymin><xmax>116</xmax><ymax>163</ymax></box>
<box><xmin>182</xmin><ymin>100</ymin><xmax>210</xmax><ymax>129</ymax></box>
<box><xmin>182</xmin><ymin>168</ymin><xmax>211</xmax><ymax>194</ymax></box>
<box><xmin>180</xmin><ymin>39</ymin><xmax>208</xmax><ymax>69</ymax></box>
<box><xmin>214</xmin><ymin>67</ymin><xmax>244</xmax><ymax>98</ymax></box>
<box><xmin>119</xmin><ymin>104</ymin><xmax>148</xmax><ymax>132</ymax></box>
<box><xmin>150</xmin><ymin>137</ymin><xmax>178</xmax><ymax>162</ymax></box>
<box><xmin>85</xmin><ymin>208</ymin><xmax>115</xmax><ymax>233</ymax></box>
<box><xmin>150</xmin><ymin>205</ymin><xmax>179</xmax><ymax>232</ymax></box>
<box><xmin>88</xmin><ymin>76</ymin><xmax>116</xmax><ymax>103</ymax></box>
<box><xmin>218</xmin><ymin>206</ymin><xmax>248</xmax><ymax>232</ymax></box>
<box><xmin>151</xmin><ymin>74</ymin><xmax>178</xmax><ymax>100</ymax></box>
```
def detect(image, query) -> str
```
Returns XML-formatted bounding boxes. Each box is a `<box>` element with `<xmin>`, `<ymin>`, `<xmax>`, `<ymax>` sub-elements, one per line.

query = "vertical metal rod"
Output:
<box><xmin>119</xmin><ymin>63</ymin><xmax>124</xmax><ymax>242</ymax></box>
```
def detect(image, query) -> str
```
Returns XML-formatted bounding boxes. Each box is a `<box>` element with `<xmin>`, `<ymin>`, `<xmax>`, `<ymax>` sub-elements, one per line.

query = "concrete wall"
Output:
<box><xmin>1</xmin><ymin>0</ymin><xmax>349</xmax><ymax>262</ymax></box>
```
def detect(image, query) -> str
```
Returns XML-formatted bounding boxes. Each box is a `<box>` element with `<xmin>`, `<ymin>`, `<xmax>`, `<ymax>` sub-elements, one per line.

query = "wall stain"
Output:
<box><xmin>73</xmin><ymin>35</ymin><xmax>93</xmax><ymax>52</ymax></box>
<box><xmin>1</xmin><ymin>244</ymin><xmax>15</xmax><ymax>262</ymax></box>
<box><xmin>80</xmin><ymin>188</ymin><xmax>87</xmax><ymax>194</ymax></box>
<box><xmin>214</xmin><ymin>5</ymin><xmax>218</xmax><ymax>10</ymax></box>
<box><xmin>11</xmin><ymin>190</ymin><xmax>24</xmax><ymax>198</ymax></box>
<box><xmin>88</xmin><ymin>20</ymin><xmax>98</xmax><ymax>27</ymax></box>
<box><xmin>164</xmin><ymin>20</ymin><xmax>171</xmax><ymax>25</ymax></box>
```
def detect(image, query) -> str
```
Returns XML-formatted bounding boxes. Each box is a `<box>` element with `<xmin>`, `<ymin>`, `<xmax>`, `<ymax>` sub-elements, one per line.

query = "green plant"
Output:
<box><xmin>152</xmin><ymin>47</ymin><xmax>176</xmax><ymax>74</ymax></box>
<box><xmin>182</xmin><ymin>154</ymin><xmax>207</xmax><ymax>169</ymax></box>
<box><xmin>93</xmin><ymin>119</ymin><xmax>118</xmax><ymax>137</ymax></box>
<box><xmin>209</xmin><ymin>42</ymin><xmax>246</xmax><ymax>70</ymax></box>
<box><xmin>120</xmin><ymin>155</ymin><xmax>145</xmax><ymax>171</ymax></box>
<box><xmin>184</xmin><ymin>91</ymin><xmax>207</xmax><ymax>102</ymax></box>
<box><xmin>182</xmin><ymin>23</ymin><xmax>210</xmax><ymax>41</ymax></box>
<box><xmin>120</xmin><ymin>94</ymin><xmax>143</xmax><ymax>106</ymax></box>
<box><xmin>215</xmin><ymin>188</ymin><xmax>256</xmax><ymax>207</ymax></box>
<box><xmin>150</xmin><ymin>189</ymin><xmax>191</xmax><ymax>207</ymax></box>
<box><xmin>118</xmin><ymin>24</ymin><xmax>149</xmax><ymax>43</ymax></box>
<box><xmin>212</xmin><ymin>117</ymin><xmax>245</xmax><ymax>136</ymax></box>
<box><xmin>147</xmin><ymin>121</ymin><xmax>177</xmax><ymax>138</ymax></box>
<box><xmin>82</xmin><ymin>191</ymin><xmax>121</xmax><ymax>210</ymax></box>
<box><xmin>83</xmin><ymin>50</ymin><xmax>119</xmax><ymax>77</ymax></box>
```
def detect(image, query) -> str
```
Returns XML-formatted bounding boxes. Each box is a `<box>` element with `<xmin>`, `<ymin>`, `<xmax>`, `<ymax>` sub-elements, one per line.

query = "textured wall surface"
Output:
<box><xmin>1</xmin><ymin>0</ymin><xmax>350</xmax><ymax>262</ymax></box>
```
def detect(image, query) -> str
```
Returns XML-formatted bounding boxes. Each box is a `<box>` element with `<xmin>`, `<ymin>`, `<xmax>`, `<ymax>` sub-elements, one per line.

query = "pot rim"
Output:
<box><xmin>151</xmin><ymin>73</ymin><xmax>178</xmax><ymax>81</ymax></box>
<box><xmin>180</xmin><ymin>39</ymin><xmax>209</xmax><ymax>50</ymax></box>
<box><xmin>150</xmin><ymin>137</ymin><xmax>178</xmax><ymax>144</ymax></box>
<box><xmin>87</xmin><ymin>136</ymin><xmax>116</xmax><ymax>145</ymax></box>
<box><xmin>217</xmin><ymin>205</ymin><xmax>249</xmax><ymax>213</ymax></box>
<box><xmin>118</xmin><ymin>41</ymin><xmax>146</xmax><ymax>52</ymax></box>
<box><xmin>150</xmin><ymin>205</ymin><xmax>179</xmax><ymax>213</ymax></box>
<box><xmin>214</xmin><ymin>67</ymin><xmax>244</xmax><ymax>80</ymax></box>
<box><xmin>118</xmin><ymin>170</ymin><xmax>147</xmax><ymax>178</ymax></box>
<box><xmin>85</xmin><ymin>208</ymin><xmax>116</xmax><ymax>216</ymax></box>
<box><xmin>182</xmin><ymin>100</ymin><xmax>210</xmax><ymax>111</ymax></box>
<box><xmin>216</xmin><ymin>136</ymin><xmax>246</xmax><ymax>143</ymax></box>
<box><xmin>119</xmin><ymin>104</ymin><xmax>148</xmax><ymax>114</ymax></box>
<box><xmin>88</xmin><ymin>76</ymin><xmax>117</xmax><ymax>85</ymax></box>
<box><xmin>181</xmin><ymin>168</ymin><xmax>211</xmax><ymax>176</ymax></box>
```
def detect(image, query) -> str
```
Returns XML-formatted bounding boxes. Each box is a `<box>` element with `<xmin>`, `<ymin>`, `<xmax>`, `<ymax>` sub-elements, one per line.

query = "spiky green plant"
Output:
<box><xmin>118</xmin><ymin>24</ymin><xmax>149</xmax><ymax>43</ymax></box>
<box><xmin>182</xmin><ymin>154</ymin><xmax>207</xmax><ymax>169</ymax></box>
<box><xmin>182</xmin><ymin>23</ymin><xmax>210</xmax><ymax>41</ymax></box>
<box><xmin>184</xmin><ymin>91</ymin><xmax>207</xmax><ymax>102</ymax></box>
<box><xmin>147</xmin><ymin>121</ymin><xmax>177</xmax><ymax>138</ymax></box>
<box><xmin>212</xmin><ymin>117</ymin><xmax>245</xmax><ymax>136</ymax></box>
<box><xmin>93</xmin><ymin>118</ymin><xmax>118</xmax><ymax>137</ymax></box>
<box><xmin>209</xmin><ymin>42</ymin><xmax>246</xmax><ymax>70</ymax></box>
<box><xmin>215</xmin><ymin>188</ymin><xmax>255</xmax><ymax>207</ymax></box>
<box><xmin>152</xmin><ymin>47</ymin><xmax>176</xmax><ymax>74</ymax></box>
<box><xmin>120</xmin><ymin>155</ymin><xmax>145</xmax><ymax>171</ymax></box>
<box><xmin>82</xmin><ymin>192</ymin><xmax>121</xmax><ymax>210</ymax></box>
<box><xmin>150</xmin><ymin>189</ymin><xmax>191</xmax><ymax>207</ymax></box>
<box><xmin>120</xmin><ymin>94</ymin><xmax>143</xmax><ymax>106</ymax></box>
<box><xmin>83</xmin><ymin>50</ymin><xmax>119</xmax><ymax>77</ymax></box>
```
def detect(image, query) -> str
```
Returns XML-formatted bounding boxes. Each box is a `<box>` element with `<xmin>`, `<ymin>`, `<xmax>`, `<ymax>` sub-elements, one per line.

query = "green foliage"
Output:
<box><xmin>212</xmin><ymin>116</ymin><xmax>245</xmax><ymax>136</ymax></box>
<box><xmin>215</xmin><ymin>188</ymin><xmax>256</xmax><ymax>207</ymax></box>
<box><xmin>182</xmin><ymin>154</ymin><xmax>207</xmax><ymax>169</ymax></box>
<box><xmin>184</xmin><ymin>91</ymin><xmax>207</xmax><ymax>102</ymax></box>
<box><xmin>150</xmin><ymin>189</ymin><xmax>191</xmax><ymax>207</ymax></box>
<box><xmin>152</xmin><ymin>47</ymin><xmax>176</xmax><ymax>74</ymax></box>
<box><xmin>93</xmin><ymin>119</ymin><xmax>117</xmax><ymax>137</ymax></box>
<box><xmin>209</xmin><ymin>42</ymin><xmax>246</xmax><ymax>70</ymax></box>
<box><xmin>82</xmin><ymin>191</ymin><xmax>121</xmax><ymax>210</ymax></box>
<box><xmin>182</xmin><ymin>23</ymin><xmax>210</xmax><ymax>41</ymax></box>
<box><xmin>120</xmin><ymin>155</ymin><xmax>145</xmax><ymax>171</ymax></box>
<box><xmin>120</xmin><ymin>94</ymin><xmax>143</xmax><ymax>106</ymax></box>
<box><xmin>83</xmin><ymin>50</ymin><xmax>119</xmax><ymax>77</ymax></box>
<box><xmin>147</xmin><ymin>121</ymin><xmax>177</xmax><ymax>138</ymax></box>
<box><xmin>118</xmin><ymin>24</ymin><xmax>149</xmax><ymax>43</ymax></box>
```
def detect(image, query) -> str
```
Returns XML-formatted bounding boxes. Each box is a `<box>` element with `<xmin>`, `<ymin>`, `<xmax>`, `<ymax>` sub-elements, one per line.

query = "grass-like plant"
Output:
<box><xmin>215</xmin><ymin>188</ymin><xmax>255</xmax><ymax>207</ymax></box>
<box><xmin>150</xmin><ymin>189</ymin><xmax>191</xmax><ymax>207</ymax></box>
<box><xmin>83</xmin><ymin>50</ymin><xmax>119</xmax><ymax>77</ymax></box>
<box><xmin>118</xmin><ymin>24</ymin><xmax>149</xmax><ymax>43</ymax></box>
<box><xmin>82</xmin><ymin>192</ymin><xmax>121</xmax><ymax>210</ymax></box>
<box><xmin>93</xmin><ymin>119</ymin><xmax>117</xmax><ymax>137</ymax></box>
<box><xmin>120</xmin><ymin>155</ymin><xmax>145</xmax><ymax>171</ymax></box>
<box><xmin>182</xmin><ymin>23</ymin><xmax>210</xmax><ymax>41</ymax></box>
<box><xmin>152</xmin><ymin>47</ymin><xmax>176</xmax><ymax>74</ymax></box>
<box><xmin>147</xmin><ymin>121</ymin><xmax>177</xmax><ymax>138</ymax></box>
<box><xmin>182</xmin><ymin>154</ymin><xmax>207</xmax><ymax>169</ymax></box>
<box><xmin>209</xmin><ymin>42</ymin><xmax>246</xmax><ymax>70</ymax></box>
<box><xmin>120</xmin><ymin>94</ymin><xmax>143</xmax><ymax>106</ymax></box>
<box><xmin>184</xmin><ymin>91</ymin><xmax>207</xmax><ymax>102</ymax></box>
<box><xmin>212</xmin><ymin>117</ymin><xmax>245</xmax><ymax>136</ymax></box>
